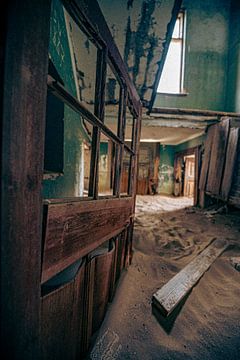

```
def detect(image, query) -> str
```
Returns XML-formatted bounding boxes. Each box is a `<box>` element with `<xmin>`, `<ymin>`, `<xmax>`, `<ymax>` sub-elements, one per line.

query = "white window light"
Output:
<box><xmin>157</xmin><ymin>11</ymin><xmax>186</xmax><ymax>94</ymax></box>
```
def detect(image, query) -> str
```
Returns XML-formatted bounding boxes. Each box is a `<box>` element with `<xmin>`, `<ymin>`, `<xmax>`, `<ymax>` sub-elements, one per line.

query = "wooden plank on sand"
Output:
<box><xmin>152</xmin><ymin>239</ymin><xmax>229</xmax><ymax>317</ymax></box>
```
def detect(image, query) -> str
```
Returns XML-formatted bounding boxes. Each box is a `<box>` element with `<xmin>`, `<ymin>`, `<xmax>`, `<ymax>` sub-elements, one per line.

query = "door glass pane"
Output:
<box><xmin>104</xmin><ymin>63</ymin><xmax>121</xmax><ymax>136</ymax></box>
<box><xmin>64</xmin><ymin>7</ymin><xmax>98</xmax><ymax>112</ymax></box>
<box><xmin>43</xmin><ymin>102</ymin><xmax>93</xmax><ymax>199</ymax></box>
<box><xmin>125</xmin><ymin>104</ymin><xmax>135</xmax><ymax>149</ymax></box>
<box><xmin>83</xmin><ymin>121</ymin><xmax>93</xmax><ymax>196</ymax></box>
<box><xmin>98</xmin><ymin>133</ymin><xmax>116</xmax><ymax>196</ymax></box>
<box><xmin>120</xmin><ymin>149</ymin><xmax>131</xmax><ymax>196</ymax></box>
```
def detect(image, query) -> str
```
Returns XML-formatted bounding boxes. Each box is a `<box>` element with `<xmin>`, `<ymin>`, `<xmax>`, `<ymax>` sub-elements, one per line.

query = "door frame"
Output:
<box><xmin>174</xmin><ymin>146</ymin><xmax>201</xmax><ymax>206</ymax></box>
<box><xmin>1</xmin><ymin>0</ymin><xmax>141</xmax><ymax>358</ymax></box>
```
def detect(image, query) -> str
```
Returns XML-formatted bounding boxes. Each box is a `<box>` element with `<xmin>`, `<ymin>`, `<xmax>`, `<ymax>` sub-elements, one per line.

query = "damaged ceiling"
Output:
<box><xmin>98</xmin><ymin>0</ymin><xmax>181</xmax><ymax>104</ymax></box>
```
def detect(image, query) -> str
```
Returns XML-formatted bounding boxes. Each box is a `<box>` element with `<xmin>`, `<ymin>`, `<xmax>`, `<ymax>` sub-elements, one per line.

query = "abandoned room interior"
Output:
<box><xmin>1</xmin><ymin>0</ymin><xmax>240</xmax><ymax>359</ymax></box>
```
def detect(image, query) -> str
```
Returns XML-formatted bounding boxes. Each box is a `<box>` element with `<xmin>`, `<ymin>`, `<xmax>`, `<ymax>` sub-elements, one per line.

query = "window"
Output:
<box><xmin>157</xmin><ymin>11</ymin><xmax>186</xmax><ymax>94</ymax></box>
<box><xmin>43</xmin><ymin>0</ymin><xmax>140</xmax><ymax>199</ymax></box>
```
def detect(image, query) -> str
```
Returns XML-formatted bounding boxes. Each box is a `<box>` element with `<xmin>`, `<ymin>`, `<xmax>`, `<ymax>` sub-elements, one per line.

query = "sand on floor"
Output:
<box><xmin>90</xmin><ymin>195</ymin><xmax>240</xmax><ymax>360</ymax></box>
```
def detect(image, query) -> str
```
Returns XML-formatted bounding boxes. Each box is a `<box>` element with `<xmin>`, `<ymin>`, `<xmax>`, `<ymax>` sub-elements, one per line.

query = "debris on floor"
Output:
<box><xmin>203</xmin><ymin>205</ymin><xmax>228</xmax><ymax>219</ymax></box>
<box><xmin>230</xmin><ymin>257</ymin><xmax>240</xmax><ymax>271</ymax></box>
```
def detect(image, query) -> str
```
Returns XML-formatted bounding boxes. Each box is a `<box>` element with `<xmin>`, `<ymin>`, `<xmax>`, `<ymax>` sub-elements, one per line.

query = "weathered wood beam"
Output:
<box><xmin>141</xmin><ymin>119</ymin><xmax>215</xmax><ymax>129</ymax></box>
<box><xmin>1</xmin><ymin>1</ymin><xmax>51</xmax><ymax>358</ymax></box>
<box><xmin>41</xmin><ymin>197</ymin><xmax>134</xmax><ymax>283</ymax></box>
<box><xmin>150</xmin><ymin>107</ymin><xmax>240</xmax><ymax>118</ymax></box>
<box><xmin>152</xmin><ymin>239</ymin><xmax>229</xmax><ymax>317</ymax></box>
<box><xmin>221</xmin><ymin>127</ymin><xmax>239</xmax><ymax>200</ymax></box>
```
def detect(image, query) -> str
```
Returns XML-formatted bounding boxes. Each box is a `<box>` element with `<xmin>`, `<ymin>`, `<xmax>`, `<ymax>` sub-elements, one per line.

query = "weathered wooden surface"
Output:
<box><xmin>206</xmin><ymin>121</ymin><xmax>230</xmax><ymax>195</ymax></box>
<box><xmin>92</xmin><ymin>242</ymin><xmax>115</xmax><ymax>333</ymax></box>
<box><xmin>41</xmin><ymin>259</ymin><xmax>85</xmax><ymax>359</ymax></box>
<box><xmin>42</xmin><ymin>197</ymin><xmax>134</xmax><ymax>283</ymax></box>
<box><xmin>115</xmin><ymin>231</ymin><xmax>127</xmax><ymax>283</ymax></box>
<box><xmin>199</xmin><ymin>126</ymin><xmax>215</xmax><ymax>191</ymax></box>
<box><xmin>152</xmin><ymin>239</ymin><xmax>229</xmax><ymax>317</ymax></box>
<box><xmin>229</xmin><ymin>136</ymin><xmax>240</xmax><ymax>208</ymax></box>
<box><xmin>81</xmin><ymin>257</ymin><xmax>95</xmax><ymax>355</ymax></box>
<box><xmin>41</xmin><ymin>282</ymin><xmax>76</xmax><ymax>359</ymax></box>
<box><xmin>150</xmin><ymin>107</ymin><xmax>240</xmax><ymax>118</ymax></box>
<box><xmin>1</xmin><ymin>1</ymin><xmax>51</xmax><ymax>358</ymax></box>
<box><xmin>73</xmin><ymin>259</ymin><xmax>86</xmax><ymax>357</ymax></box>
<box><xmin>221</xmin><ymin>127</ymin><xmax>239</xmax><ymax>200</ymax></box>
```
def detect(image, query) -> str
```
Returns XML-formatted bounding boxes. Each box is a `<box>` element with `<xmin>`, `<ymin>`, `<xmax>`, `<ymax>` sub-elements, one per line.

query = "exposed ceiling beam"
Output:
<box><xmin>149</xmin><ymin>106</ymin><xmax>240</xmax><ymax>118</ymax></box>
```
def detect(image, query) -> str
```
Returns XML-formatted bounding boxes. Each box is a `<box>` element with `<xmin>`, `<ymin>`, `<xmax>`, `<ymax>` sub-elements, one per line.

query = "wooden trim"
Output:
<box><xmin>88</xmin><ymin>48</ymin><xmax>107</xmax><ymax>198</ymax></box>
<box><xmin>113</xmin><ymin>87</ymin><xmax>125</xmax><ymax>196</ymax></box>
<box><xmin>1</xmin><ymin>1</ymin><xmax>51</xmax><ymax>357</ymax></box>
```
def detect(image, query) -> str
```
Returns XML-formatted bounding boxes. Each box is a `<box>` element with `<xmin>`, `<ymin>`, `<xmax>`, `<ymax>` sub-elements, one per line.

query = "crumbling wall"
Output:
<box><xmin>98</xmin><ymin>0</ymin><xmax>178</xmax><ymax>103</ymax></box>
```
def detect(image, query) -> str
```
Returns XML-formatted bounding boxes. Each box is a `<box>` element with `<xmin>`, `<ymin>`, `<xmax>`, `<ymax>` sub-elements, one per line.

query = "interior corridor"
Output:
<box><xmin>89</xmin><ymin>196</ymin><xmax>240</xmax><ymax>360</ymax></box>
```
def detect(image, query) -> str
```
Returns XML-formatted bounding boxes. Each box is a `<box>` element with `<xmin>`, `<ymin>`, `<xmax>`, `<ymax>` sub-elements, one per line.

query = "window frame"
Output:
<box><xmin>157</xmin><ymin>9</ymin><xmax>186</xmax><ymax>95</ymax></box>
<box><xmin>46</xmin><ymin>0</ymin><xmax>141</xmax><ymax>200</ymax></box>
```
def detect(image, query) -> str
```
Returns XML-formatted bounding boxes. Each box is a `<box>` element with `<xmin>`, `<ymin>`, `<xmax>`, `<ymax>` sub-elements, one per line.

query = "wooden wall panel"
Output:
<box><xmin>206</xmin><ymin>120</ymin><xmax>230</xmax><ymax>195</ymax></box>
<box><xmin>221</xmin><ymin>128</ymin><xmax>239</xmax><ymax>200</ymax></box>
<box><xmin>92</xmin><ymin>242</ymin><xmax>115</xmax><ymax>333</ymax></box>
<box><xmin>42</xmin><ymin>197</ymin><xmax>134</xmax><ymax>283</ymax></box>
<box><xmin>1</xmin><ymin>1</ymin><xmax>51</xmax><ymax>357</ymax></box>
<box><xmin>199</xmin><ymin>118</ymin><xmax>240</xmax><ymax>207</ymax></box>
<box><xmin>41</xmin><ymin>282</ymin><xmax>76</xmax><ymax>360</ymax></box>
<box><xmin>41</xmin><ymin>259</ymin><xmax>86</xmax><ymax>360</ymax></box>
<box><xmin>199</xmin><ymin>125</ymin><xmax>215</xmax><ymax>191</ymax></box>
<box><xmin>73</xmin><ymin>259</ymin><xmax>86</xmax><ymax>358</ymax></box>
<box><xmin>229</xmin><ymin>137</ymin><xmax>240</xmax><ymax>208</ymax></box>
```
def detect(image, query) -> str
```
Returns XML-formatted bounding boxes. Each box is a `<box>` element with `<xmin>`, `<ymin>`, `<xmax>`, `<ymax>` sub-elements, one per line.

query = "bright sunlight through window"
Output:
<box><xmin>157</xmin><ymin>11</ymin><xmax>185</xmax><ymax>94</ymax></box>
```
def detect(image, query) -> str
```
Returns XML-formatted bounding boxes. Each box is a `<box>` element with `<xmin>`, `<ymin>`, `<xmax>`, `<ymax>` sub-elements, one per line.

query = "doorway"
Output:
<box><xmin>174</xmin><ymin>146</ymin><xmax>200</xmax><ymax>205</ymax></box>
<box><xmin>183</xmin><ymin>155</ymin><xmax>195</xmax><ymax>198</ymax></box>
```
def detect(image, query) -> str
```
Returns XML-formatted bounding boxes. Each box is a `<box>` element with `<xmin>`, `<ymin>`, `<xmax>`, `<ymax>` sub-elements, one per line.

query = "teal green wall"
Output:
<box><xmin>43</xmin><ymin>0</ymin><xmax>85</xmax><ymax>199</ymax></box>
<box><xmin>158</xmin><ymin>135</ymin><xmax>205</xmax><ymax>195</ymax></box>
<box><xmin>154</xmin><ymin>0</ymin><xmax>230</xmax><ymax>111</ymax></box>
<box><xmin>226</xmin><ymin>0</ymin><xmax>240</xmax><ymax>112</ymax></box>
<box><xmin>158</xmin><ymin>145</ymin><xmax>175</xmax><ymax>194</ymax></box>
<box><xmin>174</xmin><ymin>134</ymin><xmax>206</xmax><ymax>153</ymax></box>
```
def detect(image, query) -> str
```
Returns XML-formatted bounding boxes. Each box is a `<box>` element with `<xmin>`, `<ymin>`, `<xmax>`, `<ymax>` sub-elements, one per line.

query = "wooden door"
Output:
<box><xmin>184</xmin><ymin>157</ymin><xmax>195</xmax><ymax>197</ymax></box>
<box><xmin>1</xmin><ymin>0</ymin><xmax>141</xmax><ymax>358</ymax></box>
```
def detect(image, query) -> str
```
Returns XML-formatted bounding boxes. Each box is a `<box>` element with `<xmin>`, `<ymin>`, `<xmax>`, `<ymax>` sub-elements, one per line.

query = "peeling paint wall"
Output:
<box><xmin>157</xmin><ymin>134</ymin><xmax>205</xmax><ymax>195</ymax></box>
<box><xmin>158</xmin><ymin>144</ymin><xmax>175</xmax><ymax>194</ymax></box>
<box><xmin>174</xmin><ymin>134</ymin><xmax>205</xmax><ymax>153</ymax></box>
<box><xmin>98</xmin><ymin>0</ymin><xmax>177</xmax><ymax>102</ymax></box>
<box><xmin>154</xmin><ymin>0</ymin><xmax>231</xmax><ymax>111</ymax></box>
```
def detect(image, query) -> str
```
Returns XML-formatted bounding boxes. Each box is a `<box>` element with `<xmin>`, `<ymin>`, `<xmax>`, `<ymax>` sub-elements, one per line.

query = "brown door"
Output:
<box><xmin>184</xmin><ymin>157</ymin><xmax>195</xmax><ymax>197</ymax></box>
